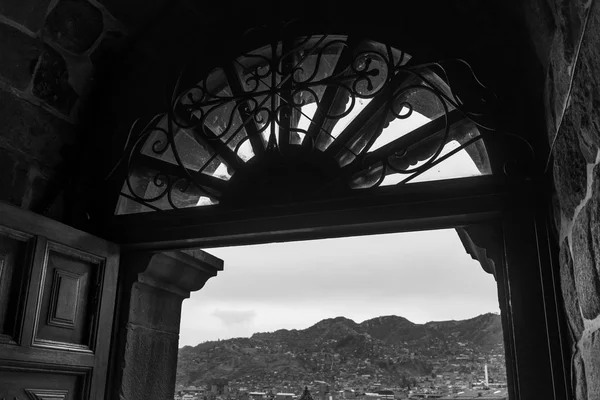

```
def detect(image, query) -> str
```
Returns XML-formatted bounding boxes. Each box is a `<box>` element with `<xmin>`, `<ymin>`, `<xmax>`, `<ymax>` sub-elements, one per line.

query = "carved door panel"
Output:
<box><xmin>0</xmin><ymin>202</ymin><xmax>119</xmax><ymax>400</ymax></box>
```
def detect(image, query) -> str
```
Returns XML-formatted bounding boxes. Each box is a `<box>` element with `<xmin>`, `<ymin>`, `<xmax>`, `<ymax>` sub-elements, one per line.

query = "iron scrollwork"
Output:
<box><xmin>114</xmin><ymin>22</ymin><xmax>529</xmax><ymax>214</ymax></box>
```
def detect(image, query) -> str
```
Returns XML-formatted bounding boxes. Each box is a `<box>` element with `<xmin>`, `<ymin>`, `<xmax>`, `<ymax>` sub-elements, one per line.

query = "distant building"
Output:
<box><xmin>441</xmin><ymin>389</ymin><xmax>508</xmax><ymax>399</ymax></box>
<box><xmin>276</xmin><ymin>393</ymin><xmax>296</xmax><ymax>400</ymax></box>
<box><xmin>177</xmin><ymin>386</ymin><xmax>202</xmax><ymax>400</ymax></box>
<box><xmin>250</xmin><ymin>392</ymin><xmax>267</xmax><ymax>400</ymax></box>
<box><xmin>313</xmin><ymin>381</ymin><xmax>330</xmax><ymax>400</ymax></box>
<box><xmin>209</xmin><ymin>378</ymin><xmax>229</xmax><ymax>397</ymax></box>
<box><xmin>375</xmin><ymin>390</ymin><xmax>394</xmax><ymax>400</ymax></box>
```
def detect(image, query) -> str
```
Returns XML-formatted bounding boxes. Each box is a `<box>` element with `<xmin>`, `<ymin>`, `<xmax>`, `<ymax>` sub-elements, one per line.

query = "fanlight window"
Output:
<box><xmin>116</xmin><ymin>34</ymin><xmax>493</xmax><ymax>215</ymax></box>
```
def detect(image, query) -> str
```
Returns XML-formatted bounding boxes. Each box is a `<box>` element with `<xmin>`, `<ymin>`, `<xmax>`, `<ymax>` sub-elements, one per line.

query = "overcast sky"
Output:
<box><xmin>179</xmin><ymin>229</ymin><xmax>501</xmax><ymax>347</ymax></box>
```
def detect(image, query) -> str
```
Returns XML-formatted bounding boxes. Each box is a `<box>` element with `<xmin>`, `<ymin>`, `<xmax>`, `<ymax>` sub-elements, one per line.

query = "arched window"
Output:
<box><xmin>115</xmin><ymin>33</ymin><xmax>495</xmax><ymax>214</ymax></box>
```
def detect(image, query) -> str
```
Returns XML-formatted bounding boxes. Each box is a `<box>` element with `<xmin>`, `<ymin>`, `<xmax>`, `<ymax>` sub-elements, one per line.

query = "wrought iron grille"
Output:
<box><xmin>115</xmin><ymin>27</ymin><xmax>498</xmax><ymax>215</ymax></box>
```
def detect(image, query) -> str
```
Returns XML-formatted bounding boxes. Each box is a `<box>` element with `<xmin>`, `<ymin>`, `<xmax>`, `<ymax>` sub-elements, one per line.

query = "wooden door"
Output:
<box><xmin>0</xmin><ymin>202</ymin><xmax>119</xmax><ymax>400</ymax></box>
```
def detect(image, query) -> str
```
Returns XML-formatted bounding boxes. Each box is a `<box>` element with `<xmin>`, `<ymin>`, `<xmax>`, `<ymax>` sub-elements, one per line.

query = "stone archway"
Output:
<box><xmin>1</xmin><ymin>0</ymin><xmax>599</xmax><ymax>398</ymax></box>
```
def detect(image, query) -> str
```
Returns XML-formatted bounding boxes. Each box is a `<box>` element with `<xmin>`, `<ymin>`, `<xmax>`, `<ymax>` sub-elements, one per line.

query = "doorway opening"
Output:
<box><xmin>175</xmin><ymin>229</ymin><xmax>508</xmax><ymax>400</ymax></box>
<box><xmin>103</xmin><ymin>23</ymin><xmax>567</xmax><ymax>400</ymax></box>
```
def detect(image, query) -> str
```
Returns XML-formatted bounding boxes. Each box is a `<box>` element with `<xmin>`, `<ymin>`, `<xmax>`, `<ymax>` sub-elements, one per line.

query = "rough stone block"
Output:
<box><xmin>32</xmin><ymin>45</ymin><xmax>78</xmax><ymax>115</ymax></box>
<box><xmin>0</xmin><ymin>88</ymin><xmax>74</xmax><ymax>170</ymax></box>
<box><xmin>570</xmin><ymin>9</ymin><xmax>600</xmax><ymax>162</ymax></box>
<box><xmin>559</xmin><ymin>239</ymin><xmax>584</xmax><ymax>339</ymax></box>
<box><xmin>0</xmin><ymin>22</ymin><xmax>42</xmax><ymax>90</ymax></box>
<box><xmin>0</xmin><ymin>0</ymin><xmax>53</xmax><ymax>32</ymax></box>
<box><xmin>551</xmin><ymin>191</ymin><xmax>562</xmax><ymax>238</ymax></box>
<box><xmin>0</xmin><ymin>91</ymin><xmax>67</xmax><ymax>212</ymax></box>
<box><xmin>553</xmin><ymin>106</ymin><xmax>588</xmax><ymax>218</ymax></box>
<box><xmin>581</xmin><ymin>330</ymin><xmax>600</xmax><ymax>399</ymax></box>
<box><xmin>129</xmin><ymin>282</ymin><xmax>184</xmax><ymax>334</ymax></box>
<box><xmin>545</xmin><ymin>35</ymin><xmax>571</xmax><ymax>135</ymax></box>
<box><xmin>572</xmin><ymin>165</ymin><xmax>600</xmax><ymax>320</ymax></box>
<box><xmin>120</xmin><ymin>325</ymin><xmax>179</xmax><ymax>400</ymax></box>
<box><xmin>574</xmin><ymin>350</ymin><xmax>587</xmax><ymax>400</ymax></box>
<box><xmin>542</xmin><ymin>0</ymin><xmax>591</xmax><ymax>136</ymax></box>
<box><xmin>44</xmin><ymin>0</ymin><xmax>104</xmax><ymax>54</ymax></box>
<box><xmin>554</xmin><ymin>0</ymin><xmax>588</xmax><ymax>61</ymax></box>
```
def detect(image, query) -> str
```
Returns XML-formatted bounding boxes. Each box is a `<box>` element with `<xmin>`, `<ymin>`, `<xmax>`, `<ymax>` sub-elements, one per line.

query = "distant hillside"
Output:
<box><xmin>177</xmin><ymin>313</ymin><xmax>503</xmax><ymax>389</ymax></box>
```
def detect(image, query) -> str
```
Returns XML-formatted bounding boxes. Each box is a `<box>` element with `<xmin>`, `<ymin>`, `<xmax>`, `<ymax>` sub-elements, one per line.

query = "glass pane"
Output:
<box><xmin>116</xmin><ymin>34</ymin><xmax>494</xmax><ymax>216</ymax></box>
<box><xmin>294</xmin><ymin>103</ymin><xmax>318</xmax><ymax>145</ymax></box>
<box><xmin>115</xmin><ymin>194</ymin><xmax>157</xmax><ymax>215</ymax></box>
<box><xmin>235</xmin><ymin>43</ymin><xmax>282</xmax><ymax>141</ymax></box>
<box><xmin>140</xmin><ymin>127</ymin><xmax>209</xmax><ymax>171</ymax></box>
<box><xmin>260</xmin><ymin>124</ymin><xmax>279</xmax><ymax>146</ymax></box>
<box><xmin>381</xmin><ymin>139</ymin><xmax>489</xmax><ymax>186</ymax></box>
<box><xmin>338</xmin><ymin>89</ymin><xmax>449</xmax><ymax>167</ymax></box>
<box><xmin>139</xmin><ymin>118</ymin><xmax>234</xmax><ymax>181</ymax></box>
<box><xmin>236</xmin><ymin>138</ymin><xmax>255</xmax><ymax>162</ymax></box>
<box><xmin>349</xmin><ymin>163</ymin><xmax>385</xmax><ymax>189</ymax></box>
<box><xmin>391</xmin><ymin>82</ymin><xmax>453</xmax><ymax>122</ymax></box>
<box><xmin>288</xmin><ymin>37</ymin><xmax>346</xmax><ymax>145</ymax></box>
<box><xmin>205</xmin><ymin>158</ymin><xmax>233</xmax><ymax>181</ymax></box>
<box><xmin>116</xmin><ymin>167</ymin><xmax>219</xmax><ymax>215</ymax></box>
<box><xmin>336</xmin><ymin>75</ymin><xmax>464</xmax><ymax>168</ymax></box>
<box><xmin>368</xmin><ymin>108</ymin><xmax>430</xmax><ymax>152</ymax></box>
<box><xmin>331</xmin><ymin>97</ymin><xmax>372</xmax><ymax>140</ymax></box>
<box><xmin>360</xmin><ymin>39</ymin><xmax>412</xmax><ymax>68</ymax></box>
<box><xmin>313</xmin><ymin>39</ymin><xmax>401</xmax><ymax>152</ymax></box>
<box><xmin>179</xmin><ymin>68</ymin><xmax>252</xmax><ymax>160</ymax></box>
<box><xmin>289</xmin><ymin>36</ymin><xmax>345</xmax><ymax>85</ymax></box>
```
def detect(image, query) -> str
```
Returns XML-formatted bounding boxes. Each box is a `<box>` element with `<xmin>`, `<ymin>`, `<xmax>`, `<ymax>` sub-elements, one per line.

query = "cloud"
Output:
<box><xmin>179</xmin><ymin>229</ymin><xmax>501</xmax><ymax>346</ymax></box>
<box><xmin>212</xmin><ymin>309</ymin><xmax>257</xmax><ymax>327</ymax></box>
<box><xmin>199</xmin><ymin>230</ymin><xmax>494</xmax><ymax>305</ymax></box>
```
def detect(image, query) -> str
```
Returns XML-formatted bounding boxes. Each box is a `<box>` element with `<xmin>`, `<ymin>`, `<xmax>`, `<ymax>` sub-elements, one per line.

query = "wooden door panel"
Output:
<box><xmin>0</xmin><ymin>202</ymin><xmax>119</xmax><ymax>400</ymax></box>
<box><xmin>32</xmin><ymin>242</ymin><xmax>104</xmax><ymax>353</ymax></box>
<box><xmin>0</xmin><ymin>362</ymin><xmax>89</xmax><ymax>399</ymax></box>
<box><xmin>0</xmin><ymin>225</ymin><xmax>34</xmax><ymax>345</ymax></box>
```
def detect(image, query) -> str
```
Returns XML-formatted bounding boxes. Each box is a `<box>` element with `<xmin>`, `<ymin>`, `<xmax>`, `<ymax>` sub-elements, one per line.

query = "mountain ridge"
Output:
<box><xmin>180</xmin><ymin>313</ymin><xmax>500</xmax><ymax>349</ymax></box>
<box><xmin>176</xmin><ymin>313</ymin><xmax>504</xmax><ymax>390</ymax></box>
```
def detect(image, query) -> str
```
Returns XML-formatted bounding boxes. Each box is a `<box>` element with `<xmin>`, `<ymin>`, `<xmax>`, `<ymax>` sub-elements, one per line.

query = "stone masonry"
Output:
<box><xmin>0</xmin><ymin>0</ymin><xmax>167</xmax><ymax>218</ymax></box>
<box><xmin>522</xmin><ymin>1</ymin><xmax>600</xmax><ymax>398</ymax></box>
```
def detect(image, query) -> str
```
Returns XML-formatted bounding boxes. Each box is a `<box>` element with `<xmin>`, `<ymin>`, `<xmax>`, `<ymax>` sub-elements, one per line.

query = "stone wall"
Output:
<box><xmin>0</xmin><ymin>0</ymin><xmax>168</xmax><ymax>220</ymax></box>
<box><xmin>521</xmin><ymin>1</ymin><xmax>600</xmax><ymax>399</ymax></box>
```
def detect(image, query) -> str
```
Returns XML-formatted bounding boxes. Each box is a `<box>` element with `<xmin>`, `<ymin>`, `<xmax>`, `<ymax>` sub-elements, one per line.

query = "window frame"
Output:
<box><xmin>101</xmin><ymin>21</ymin><xmax>569</xmax><ymax>399</ymax></box>
<box><xmin>108</xmin><ymin>175</ymin><xmax>570</xmax><ymax>399</ymax></box>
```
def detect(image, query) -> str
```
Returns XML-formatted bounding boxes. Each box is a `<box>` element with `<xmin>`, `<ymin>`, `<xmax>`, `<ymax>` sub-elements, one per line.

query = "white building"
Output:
<box><xmin>250</xmin><ymin>391</ymin><xmax>266</xmax><ymax>400</ymax></box>
<box><xmin>276</xmin><ymin>393</ymin><xmax>296</xmax><ymax>400</ymax></box>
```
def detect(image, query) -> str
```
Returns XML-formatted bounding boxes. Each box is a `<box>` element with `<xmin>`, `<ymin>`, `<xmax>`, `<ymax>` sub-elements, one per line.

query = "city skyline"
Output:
<box><xmin>180</xmin><ymin>229</ymin><xmax>501</xmax><ymax>347</ymax></box>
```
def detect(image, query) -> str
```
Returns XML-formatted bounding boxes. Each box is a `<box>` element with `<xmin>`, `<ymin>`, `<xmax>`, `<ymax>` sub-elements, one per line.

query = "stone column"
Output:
<box><xmin>108</xmin><ymin>249</ymin><xmax>223</xmax><ymax>400</ymax></box>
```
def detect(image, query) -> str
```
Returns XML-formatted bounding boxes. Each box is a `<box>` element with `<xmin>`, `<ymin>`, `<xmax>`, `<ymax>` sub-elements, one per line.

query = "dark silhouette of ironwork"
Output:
<box><xmin>116</xmin><ymin>23</ymin><xmax>505</xmax><ymax>213</ymax></box>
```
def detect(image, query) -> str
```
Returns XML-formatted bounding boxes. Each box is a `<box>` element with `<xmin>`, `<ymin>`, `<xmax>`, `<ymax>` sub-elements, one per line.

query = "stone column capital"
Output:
<box><xmin>137</xmin><ymin>249</ymin><xmax>224</xmax><ymax>298</ymax></box>
<box><xmin>456</xmin><ymin>223</ymin><xmax>502</xmax><ymax>278</ymax></box>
